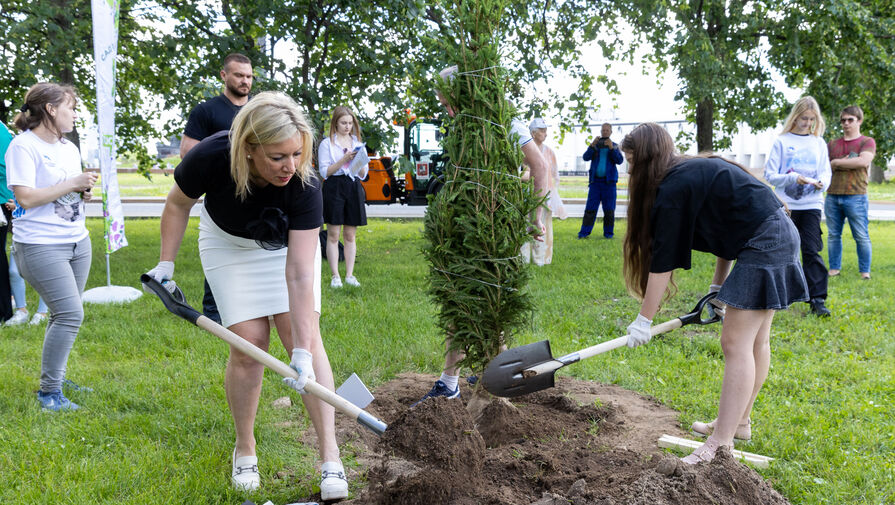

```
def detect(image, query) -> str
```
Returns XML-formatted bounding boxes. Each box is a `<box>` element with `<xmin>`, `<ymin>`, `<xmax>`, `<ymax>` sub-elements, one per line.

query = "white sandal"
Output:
<box><xmin>691</xmin><ymin>418</ymin><xmax>751</xmax><ymax>441</ymax></box>
<box><xmin>681</xmin><ymin>435</ymin><xmax>731</xmax><ymax>465</ymax></box>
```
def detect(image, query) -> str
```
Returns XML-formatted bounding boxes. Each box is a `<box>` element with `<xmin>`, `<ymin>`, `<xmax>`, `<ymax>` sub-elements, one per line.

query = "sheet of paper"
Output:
<box><xmin>349</xmin><ymin>147</ymin><xmax>369</xmax><ymax>178</ymax></box>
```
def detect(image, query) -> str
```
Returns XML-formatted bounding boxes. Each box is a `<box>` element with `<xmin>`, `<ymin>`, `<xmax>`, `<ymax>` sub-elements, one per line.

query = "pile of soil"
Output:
<box><xmin>301</xmin><ymin>373</ymin><xmax>789</xmax><ymax>505</ymax></box>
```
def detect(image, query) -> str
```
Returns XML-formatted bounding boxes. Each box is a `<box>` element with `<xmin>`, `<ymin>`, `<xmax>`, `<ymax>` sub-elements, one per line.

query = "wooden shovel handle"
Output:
<box><xmin>524</xmin><ymin>317</ymin><xmax>685</xmax><ymax>377</ymax></box>
<box><xmin>195</xmin><ymin>316</ymin><xmax>386</xmax><ymax>434</ymax></box>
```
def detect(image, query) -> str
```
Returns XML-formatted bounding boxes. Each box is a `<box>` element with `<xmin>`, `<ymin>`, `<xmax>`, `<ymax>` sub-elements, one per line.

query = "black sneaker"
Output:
<box><xmin>809</xmin><ymin>299</ymin><xmax>831</xmax><ymax>318</ymax></box>
<box><xmin>411</xmin><ymin>380</ymin><xmax>460</xmax><ymax>407</ymax></box>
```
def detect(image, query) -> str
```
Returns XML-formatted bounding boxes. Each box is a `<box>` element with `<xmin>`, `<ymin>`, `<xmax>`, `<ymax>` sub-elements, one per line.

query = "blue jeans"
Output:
<box><xmin>824</xmin><ymin>194</ymin><xmax>871</xmax><ymax>273</ymax></box>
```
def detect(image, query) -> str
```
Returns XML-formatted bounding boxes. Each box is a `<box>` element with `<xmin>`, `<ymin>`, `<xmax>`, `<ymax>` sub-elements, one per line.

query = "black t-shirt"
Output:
<box><xmin>174</xmin><ymin>131</ymin><xmax>323</xmax><ymax>243</ymax></box>
<box><xmin>183</xmin><ymin>95</ymin><xmax>246</xmax><ymax>141</ymax></box>
<box><xmin>649</xmin><ymin>157</ymin><xmax>782</xmax><ymax>272</ymax></box>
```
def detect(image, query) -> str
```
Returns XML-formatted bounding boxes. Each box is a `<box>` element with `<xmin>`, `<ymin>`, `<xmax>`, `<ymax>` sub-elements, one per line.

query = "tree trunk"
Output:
<box><xmin>695</xmin><ymin>97</ymin><xmax>714</xmax><ymax>154</ymax></box>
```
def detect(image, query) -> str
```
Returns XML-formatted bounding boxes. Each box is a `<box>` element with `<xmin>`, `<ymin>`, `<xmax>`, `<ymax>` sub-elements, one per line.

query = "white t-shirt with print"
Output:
<box><xmin>5</xmin><ymin>130</ymin><xmax>89</xmax><ymax>244</ymax></box>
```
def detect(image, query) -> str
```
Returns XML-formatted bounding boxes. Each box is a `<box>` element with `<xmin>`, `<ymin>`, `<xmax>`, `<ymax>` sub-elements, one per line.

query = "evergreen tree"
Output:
<box><xmin>423</xmin><ymin>0</ymin><xmax>541</xmax><ymax>380</ymax></box>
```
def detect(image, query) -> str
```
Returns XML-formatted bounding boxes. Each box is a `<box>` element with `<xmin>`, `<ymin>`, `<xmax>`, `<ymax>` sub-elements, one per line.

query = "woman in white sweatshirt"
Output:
<box><xmin>764</xmin><ymin>96</ymin><xmax>832</xmax><ymax>317</ymax></box>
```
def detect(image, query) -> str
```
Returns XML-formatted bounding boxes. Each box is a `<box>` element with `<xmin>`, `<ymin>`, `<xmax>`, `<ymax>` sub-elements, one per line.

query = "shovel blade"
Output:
<box><xmin>482</xmin><ymin>340</ymin><xmax>556</xmax><ymax>398</ymax></box>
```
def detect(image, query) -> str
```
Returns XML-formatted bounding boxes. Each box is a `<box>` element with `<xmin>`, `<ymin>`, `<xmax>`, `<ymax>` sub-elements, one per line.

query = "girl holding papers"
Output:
<box><xmin>318</xmin><ymin>106</ymin><xmax>368</xmax><ymax>288</ymax></box>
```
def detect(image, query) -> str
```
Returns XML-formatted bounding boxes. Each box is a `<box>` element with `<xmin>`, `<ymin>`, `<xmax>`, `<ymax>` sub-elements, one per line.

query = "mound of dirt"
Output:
<box><xmin>301</xmin><ymin>373</ymin><xmax>789</xmax><ymax>505</ymax></box>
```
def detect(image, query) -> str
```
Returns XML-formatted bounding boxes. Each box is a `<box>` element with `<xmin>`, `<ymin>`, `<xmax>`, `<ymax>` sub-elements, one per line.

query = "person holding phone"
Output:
<box><xmin>318</xmin><ymin>107</ymin><xmax>367</xmax><ymax>288</ymax></box>
<box><xmin>579</xmin><ymin>122</ymin><xmax>623</xmax><ymax>239</ymax></box>
<box><xmin>764</xmin><ymin>96</ymin><xmax>832</xmax><ymax>317</ymax></box>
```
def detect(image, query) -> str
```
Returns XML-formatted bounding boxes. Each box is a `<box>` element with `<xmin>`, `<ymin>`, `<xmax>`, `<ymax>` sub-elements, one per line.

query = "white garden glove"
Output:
<box><xmin>626</xmin><ymin>314</ymin><xmax>653</xmax><ymax>348</ymax></box>
<box><xmin>144</xmin><ymin>261</ymin><xmax>175</xmax><ymax>294</ymax></box>
<box><xmin>283</xmin><ymin>348</ymin><xmax>315</xmax><ymax>394</ymax></box>
<box><xmin>147</xmin><ymin>261</ymin><xmax>175</xmax><ymax>283</ymax></box>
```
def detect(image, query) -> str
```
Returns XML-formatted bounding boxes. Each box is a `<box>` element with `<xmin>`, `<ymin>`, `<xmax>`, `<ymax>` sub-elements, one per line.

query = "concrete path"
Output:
<box><xmin>86</xmin><ymin>197</ymin><xmax>895</xmax><ymax>220</ymax></box>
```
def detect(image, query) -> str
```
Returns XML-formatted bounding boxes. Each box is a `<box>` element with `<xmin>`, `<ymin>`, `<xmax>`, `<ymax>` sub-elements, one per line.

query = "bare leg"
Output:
<box><xmin>225</xmin><ymin>317</ymin><xmax>272</xmax><ymax>458</ymax></box>
<box><xmin>326</xmin><ymin>225</ymin><xmax>342</xmax><ymax>279</ymax></box>
<box><xmin>342</xmin><ymin>226</ymin><xmax>357</xmax><ymax>278</ymax></box>
<box><xmin>273</xmin><ymin>312</ymin><xmax>340</xmax><ymax>463</ymax></box>
<box><xmin>739</xmin><ymin>310</ymin><xmax>774</xmax><ymax>423</ymax></box>
<box><xmin>443</xmin><ymin>342</ymin><xmax>464</xmax><ymax>377</ymax></box>
<box><xmin>712</xmin><ymin>307</ymin><xmax>772</xmax><ymax>445</ymax></box>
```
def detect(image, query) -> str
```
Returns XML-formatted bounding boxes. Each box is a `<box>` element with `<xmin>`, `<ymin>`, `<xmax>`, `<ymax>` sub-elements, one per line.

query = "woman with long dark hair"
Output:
<box><xmin>621</xmin><ymin>123</ymin><xmax>808</xmax><ymax>464</ymax></box>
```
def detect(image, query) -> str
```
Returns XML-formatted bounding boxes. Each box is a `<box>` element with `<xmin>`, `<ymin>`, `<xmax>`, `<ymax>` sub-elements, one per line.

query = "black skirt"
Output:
<box><xmin>322</xmin><ymin>174</ymin><xmax>367</xmax><ymax>226</ymax></box>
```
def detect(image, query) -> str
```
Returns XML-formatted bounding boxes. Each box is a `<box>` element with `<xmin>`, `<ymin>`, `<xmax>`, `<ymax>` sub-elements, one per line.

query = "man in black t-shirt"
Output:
<box><xmin>180</xmin><ymin>53</ymin><xmax>254</xmax><ymax>324</ymax></box>
<box><xmin>180</xmin><ymin>54</ymin><xmax>254</xmax><ymax>157</ymax></box>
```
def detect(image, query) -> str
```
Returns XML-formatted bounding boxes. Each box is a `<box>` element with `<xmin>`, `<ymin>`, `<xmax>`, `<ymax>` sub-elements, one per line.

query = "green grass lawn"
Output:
<box><xmin>0</xmin><ymin>218</ymin><xmax>892</xmax><ymax>504</ymax></box>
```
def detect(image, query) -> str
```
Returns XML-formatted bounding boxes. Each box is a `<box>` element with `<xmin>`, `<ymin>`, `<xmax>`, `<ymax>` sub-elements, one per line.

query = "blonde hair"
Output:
<box><xmin>229</xmin><ymin>92</ymin><xmax>316</xmax><ymax>200</ymax></box>
<box><xmin>782</xmin><ymin>96</ymin><xmax>826</xmax><ymax>137</ymax></box>
<box><xmin>327</xmin><ymin>106</ymin><xmax>362</xmax><ymax>141</ymax></box>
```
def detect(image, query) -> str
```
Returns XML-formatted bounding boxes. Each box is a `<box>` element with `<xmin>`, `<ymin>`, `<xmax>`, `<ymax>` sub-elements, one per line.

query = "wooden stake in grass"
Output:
<box><xmin>423</xmin><ymin>0</ymin><xmax>540</xmax><ymax>383</ymax></box>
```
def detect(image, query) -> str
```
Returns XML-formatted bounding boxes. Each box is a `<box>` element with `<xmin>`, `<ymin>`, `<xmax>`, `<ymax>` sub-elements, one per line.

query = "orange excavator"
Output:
<box><xmin>362</xmin><ymin>111</ymin><xmax>446</xmax><ymax>205</ymax></box>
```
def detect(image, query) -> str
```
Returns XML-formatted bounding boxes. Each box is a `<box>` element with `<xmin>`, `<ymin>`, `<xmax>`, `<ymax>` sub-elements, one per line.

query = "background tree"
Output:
<box><xmin>423</xmin><ymin>0</ymin><xmax>540</xmax><ymax>382</ymax></box>
<box><xmin>617</xmin><ymin>0</ymin><xmax>894</xmax><ymax>166</ymax></box>
<box><xmin>0</xmin><ymin>0</ymin><xmax>170</xmax><ymax>166</ymax></box>
<box><xmin>769</xmin><ymin>0</ymin><xmax>895</xmax><ymax>180</ymax></box>
<box><xmin>618</xmin><ymin>1</ymin><xmax>785</xmax><ymax>152</ymax></box>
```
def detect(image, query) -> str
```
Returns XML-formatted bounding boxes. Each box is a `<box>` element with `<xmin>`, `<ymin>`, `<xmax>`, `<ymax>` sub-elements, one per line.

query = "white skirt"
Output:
<box><xmin>198</xmin><ymin>206</ymin><xmax>322</xmax><ymax>328</ymax></box>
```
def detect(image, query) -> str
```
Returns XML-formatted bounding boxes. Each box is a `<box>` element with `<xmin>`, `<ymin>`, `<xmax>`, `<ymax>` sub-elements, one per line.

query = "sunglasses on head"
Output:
<box><xmin>840</xmin><ymin>117</ymin><xmax>857</xmax><ymax>124</ymax></box>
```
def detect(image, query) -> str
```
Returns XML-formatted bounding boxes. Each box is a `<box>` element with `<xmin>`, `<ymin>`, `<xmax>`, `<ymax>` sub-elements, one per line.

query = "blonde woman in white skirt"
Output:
<box><xmin>145</xmin><ymin>92</ymin><xmax>348</xmax><ymax>500</ymax></box>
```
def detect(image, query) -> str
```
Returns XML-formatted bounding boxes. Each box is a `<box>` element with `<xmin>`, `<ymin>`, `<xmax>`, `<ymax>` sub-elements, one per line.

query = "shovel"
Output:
<box><xmin>140</xmin><ymin>274</ymin><xmax>387</xmax><ymax>435</ymax></box>
<box><xmin>482</xmin><ymin>292</ymin><xmax>722</xmax><ymax>398</ymax></box>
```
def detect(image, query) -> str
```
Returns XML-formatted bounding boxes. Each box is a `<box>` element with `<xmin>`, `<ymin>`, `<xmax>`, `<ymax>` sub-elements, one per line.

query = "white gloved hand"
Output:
<box><xmin>708</xmin><ymin>283</ymin><xmax>722</xmax><ymax>294</ymax></box>
<box><xmin>626</xmin><ymin>314</ymin><xmax>653</xmax><ymax>348</ymax></box>
<box><xmin>283</xmin><ymin>348</ymin><xmax>315</xmax><ymax>394</ymax></box>
<box><xmin>147</xmin><ymin>261</ymin><xmax>175</xmax><ymax>283</ymax></box>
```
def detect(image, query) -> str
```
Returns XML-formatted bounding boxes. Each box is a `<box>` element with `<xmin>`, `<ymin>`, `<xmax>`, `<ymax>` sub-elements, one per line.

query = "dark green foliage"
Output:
<box><xmin>422</xmin><ymin>0</ymin><xmax>540</xmax><ymax>376</ymax></box>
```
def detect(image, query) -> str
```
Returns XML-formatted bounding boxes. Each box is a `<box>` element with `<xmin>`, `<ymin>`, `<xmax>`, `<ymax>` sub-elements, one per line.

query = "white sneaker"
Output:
<box><xmin>4</xmin><ymin>310</ymin><xmax>28</xmax><ymax>326</ymax></box>
<box><xmin>29</xmin><ymin>313</ymin><xmax>48</xmax><ymax>325</ymax></box>
<box><xmin>330</xmin><ymin>276</ymin><xmax>343</xmax><ymax>288</ymax></box>
<box><xmin>231</xmin><ymin>449</ymin><xmax>260</xmax><ymax>491</ymax></box>
<box><xmin>320</xmin><ymin>461</ymin><xmax>348</xmax><ymax>501</ymax></box>
<box><xmin>344</xmin><ymin>276</ymin><xmax>360</xmax><ymax>287</ymax></box>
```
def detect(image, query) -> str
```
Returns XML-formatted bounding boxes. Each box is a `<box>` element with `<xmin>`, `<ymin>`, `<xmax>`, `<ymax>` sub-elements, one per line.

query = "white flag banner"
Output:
<box><xmin>91</xmin><ymin>0</ymin><xmax>127</xmax><ymax>253</ymax></box>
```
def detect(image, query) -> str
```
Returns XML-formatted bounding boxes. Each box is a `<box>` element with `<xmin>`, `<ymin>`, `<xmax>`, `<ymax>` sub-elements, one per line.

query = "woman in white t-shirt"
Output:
<box><xmin>5</xmin><ymin>83</ymin><xmax>97</xmax><ymax>412</ymax></box>
<box><xmin>317</xmin><ymin>106</ymin><xmax>367</xmax><ymax>288</ymax></box>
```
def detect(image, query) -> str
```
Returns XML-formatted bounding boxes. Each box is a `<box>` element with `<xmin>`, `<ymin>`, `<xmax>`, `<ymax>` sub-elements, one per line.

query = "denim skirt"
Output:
<box><xmin>717</xmin><ymin>207</ymin><xmax>809</xmax><ymax>310</ymax></box>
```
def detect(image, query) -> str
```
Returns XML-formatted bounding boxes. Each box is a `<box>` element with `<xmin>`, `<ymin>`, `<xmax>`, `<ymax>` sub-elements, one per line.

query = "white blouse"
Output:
<box><xmin>317</xmin><ymin>135</ymin><xmax>367</xmax><ymax>180</ymax></box>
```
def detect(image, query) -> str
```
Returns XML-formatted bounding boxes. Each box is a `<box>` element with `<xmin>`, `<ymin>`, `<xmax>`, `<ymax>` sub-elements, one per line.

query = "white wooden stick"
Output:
<box><xmin>658</xmin><ymin>434</ymin><xmax>773</xmax><ymax>468</ymax></box>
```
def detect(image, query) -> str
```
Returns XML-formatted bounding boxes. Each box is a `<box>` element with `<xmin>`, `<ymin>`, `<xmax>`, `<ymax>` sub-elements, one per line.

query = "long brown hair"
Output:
<box><xmin>13</xmin><ymin>83</ymin><xmax>77</xmax><ymax>139</ymax></box>
<box><xmin>620</xmin><ymin>123</ymin><xmax>681</xmax><ymax>299</ymax></box>
<box><xmin>327</xmin><ymin>106</ymin><xmax>362</xmax><ymax>141</ymax></box>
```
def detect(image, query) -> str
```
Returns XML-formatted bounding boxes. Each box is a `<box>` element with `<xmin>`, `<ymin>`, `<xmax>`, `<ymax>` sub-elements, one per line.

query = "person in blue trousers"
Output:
<box><xmin>579</xmin><ymin>122</ymin><xmax>623</xmax><ymax>239</ymax></box>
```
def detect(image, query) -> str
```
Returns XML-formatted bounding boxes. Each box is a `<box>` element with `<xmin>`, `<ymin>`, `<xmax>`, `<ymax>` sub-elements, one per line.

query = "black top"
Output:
<box><xmin>174</xmin><ymin>132</ymin><xmax>323</xmax><ymax>246</ymax></box>
<box><xmin>649</xmin><ymin>157</ymin><xmax>782</xmax><ymax>272</ymax></box>
<box><xmin>183</xmin><ymin>94</ymin><xmax>246</xmax><ymax>141</ymax></box>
